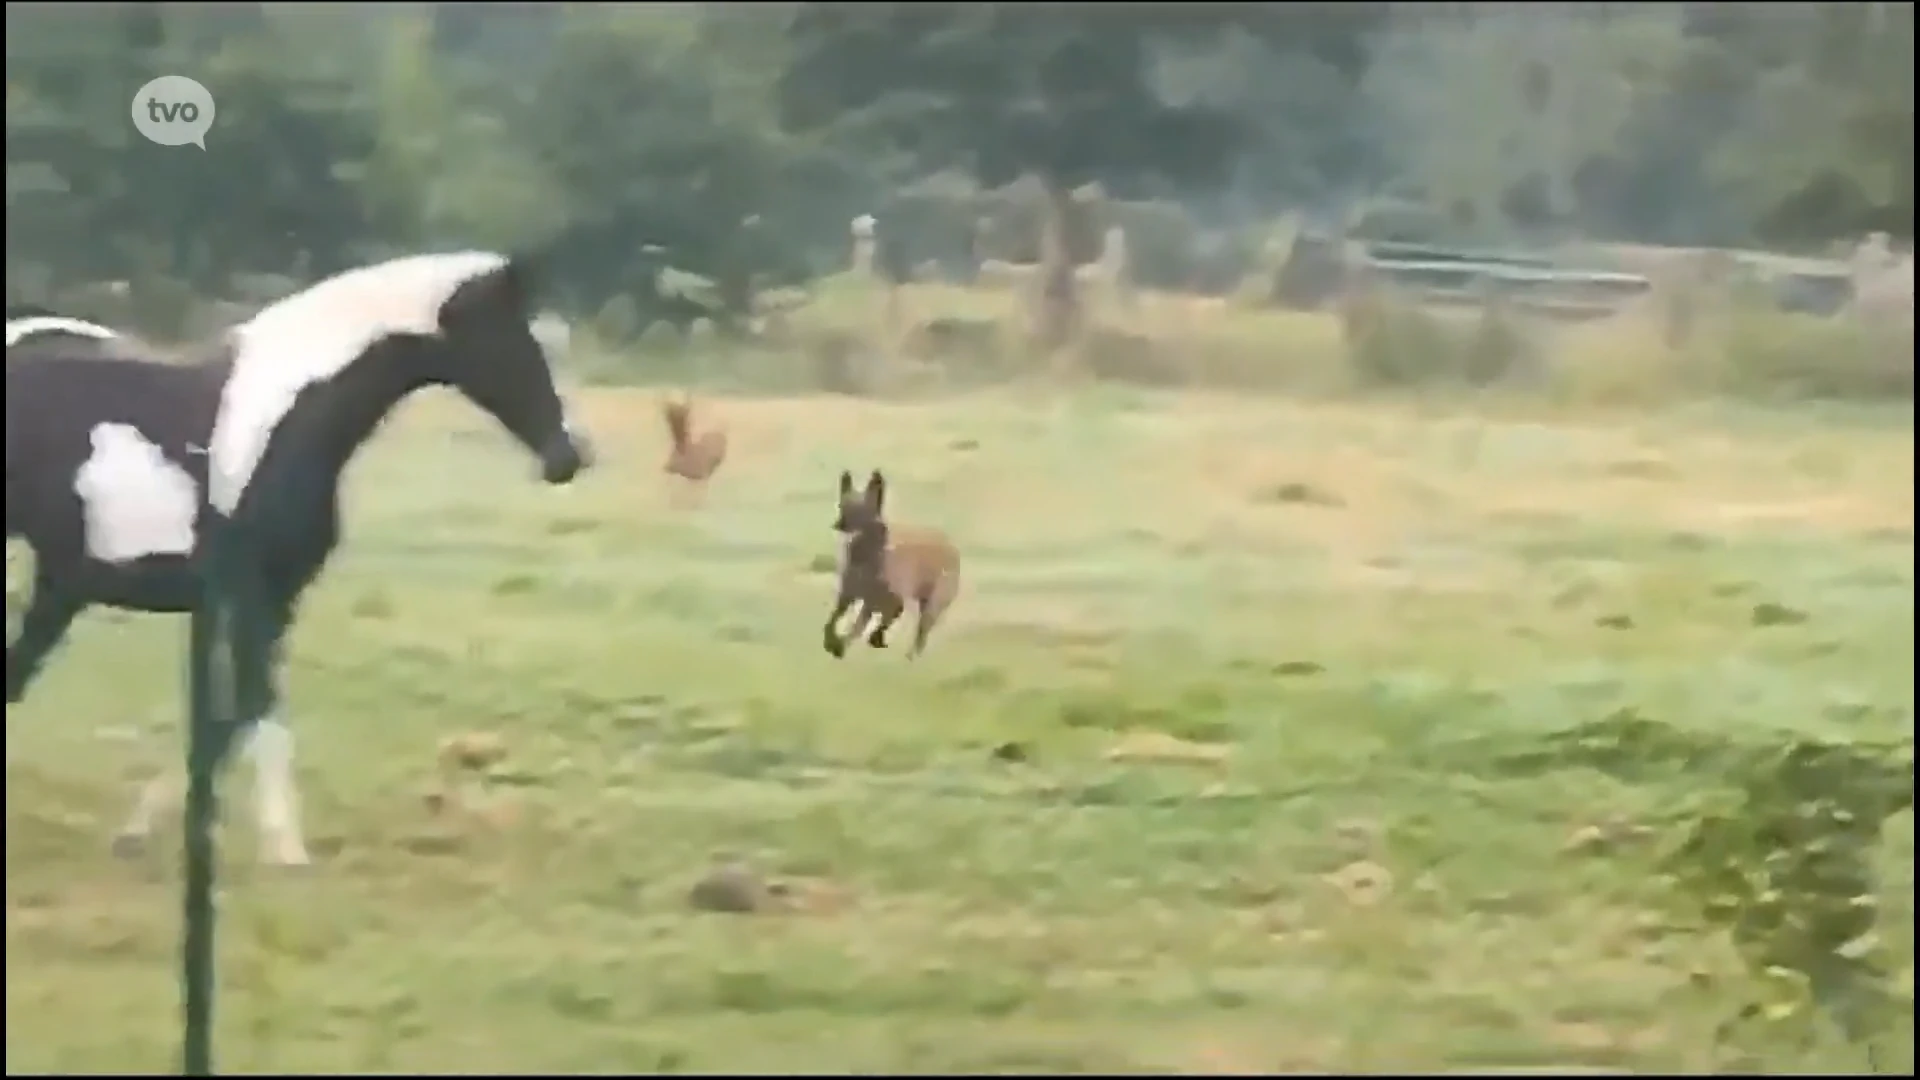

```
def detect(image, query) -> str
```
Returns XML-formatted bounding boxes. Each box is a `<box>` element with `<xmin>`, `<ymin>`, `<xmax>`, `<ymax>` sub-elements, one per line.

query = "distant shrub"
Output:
<box><xmin>1264</xmin><ymin>232</ymin><xmax>1349</xmax><ymax>311</ymax></box>
<box><xmin>1462</xmin><ymin>297</ymin><xmax>1544</xmax><ymax>386</ymax></box>
<box><xmin>803</xmin><ymin>329</ymin><xmax>875</xmax><ymax>396</ymax></box>
<box><xmin>1081</xmin><ymin>327</ymin><xmax>1184</xmax><ymax>387</ymax></box>
<box><xmin>1551</xmin><ymin>310</ymin><xmax>1713</xmax><ymax>406</ymax></box>
<box><xmin>592</xmin><ymin>294</ymin><xmax>644</xmax><ymax>345</ymax></box>
<box><xmin>1106</xmin><ymin>199</ymin><xmax>1212</xmax><ymax>291</ymax></box>
<box><xmin>903</xmin><ymin>315</ymin><xmax>1021</xmax><ymax>385</ymax></box>
<box><xmin>1717</xmin><ymin>308</ymin><xmax>1914</xmax><ymax>402</ymax></box>
<box><xmin>1340</xmin><ymin>284</ymin><xmax>1543</xmax><ymax>390</ymax></box>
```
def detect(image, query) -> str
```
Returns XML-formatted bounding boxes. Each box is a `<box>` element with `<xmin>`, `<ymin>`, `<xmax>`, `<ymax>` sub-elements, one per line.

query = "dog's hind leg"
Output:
<box><xmin>908</xmin><ymin>571</ymin><xmax>960</xmax><ymax>659</ymax></box>
<box><xmin>908</xmin><ymin>602</ymin><xmax>935</xmax><ymax>658</ymax></box>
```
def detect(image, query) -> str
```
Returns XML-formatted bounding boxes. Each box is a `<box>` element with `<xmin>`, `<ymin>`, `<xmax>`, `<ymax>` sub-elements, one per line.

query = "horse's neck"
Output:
<box><xmin>256</xmin><ymin>368</ymin><xmax>431</xmax><ymax>512</ymax></box>
<box><xmin>310</xmin><ymin>377</ymin><xmax>431</xmax><ymax>486</ymax></box>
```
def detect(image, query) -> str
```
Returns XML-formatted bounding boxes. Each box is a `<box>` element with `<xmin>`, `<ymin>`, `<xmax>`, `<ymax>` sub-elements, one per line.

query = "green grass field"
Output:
<box><xmin>7</xmin><ymin>386</ymin><xmax>1914</xmax><ymax>1073</ymax></box>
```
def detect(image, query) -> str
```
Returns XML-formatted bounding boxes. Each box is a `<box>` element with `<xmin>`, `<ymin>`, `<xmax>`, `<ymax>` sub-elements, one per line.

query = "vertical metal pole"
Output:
<box><xmin>181</xmin><ymin>524</ymin><xmax>226</xmax><ymax>1076</ymax></box>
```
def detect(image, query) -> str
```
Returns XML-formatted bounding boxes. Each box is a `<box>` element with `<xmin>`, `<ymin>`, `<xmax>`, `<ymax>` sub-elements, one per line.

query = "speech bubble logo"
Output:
<box><xmin>131</xmin><ymin>75</ymin><xmax>216</xmax><ymax>150</ymax></box>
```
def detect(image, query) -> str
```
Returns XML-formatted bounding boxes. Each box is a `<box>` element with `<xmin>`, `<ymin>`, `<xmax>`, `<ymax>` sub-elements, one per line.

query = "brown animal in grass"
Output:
<box><xmin>661</xmin><ymin>394</ymin><xmax>727</xmax><ymax>502</ymax></box>
<box><xmin>824</xmin><ymin>470</ymin><xmax>962</xmax><ymax>659</ymax></box>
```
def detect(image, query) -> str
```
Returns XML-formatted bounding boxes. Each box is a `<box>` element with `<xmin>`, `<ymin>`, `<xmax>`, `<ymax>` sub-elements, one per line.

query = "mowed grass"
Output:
<box><xmin>7</xmin><ymin>387</ymin><xmax>1914</xmax><ymax>1074</ymax></box>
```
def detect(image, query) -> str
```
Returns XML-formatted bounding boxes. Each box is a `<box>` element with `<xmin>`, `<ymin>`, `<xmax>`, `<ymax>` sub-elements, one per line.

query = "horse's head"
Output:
<box><xmin>212</xmin><ymin>252</ymin><xmax>597</xmax><ymax>515</ymax></box>
<box><xmin>426</xmin><ymin>255</ymin><xmax>591</xmax><ymax>485</ymax></box>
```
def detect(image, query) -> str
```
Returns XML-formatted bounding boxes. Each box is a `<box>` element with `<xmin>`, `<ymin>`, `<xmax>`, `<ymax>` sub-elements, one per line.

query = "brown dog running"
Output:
<box><xmin>823</xmin><ymin>469</ymin><xmax>961</xmax><ymax>659</ymax></box>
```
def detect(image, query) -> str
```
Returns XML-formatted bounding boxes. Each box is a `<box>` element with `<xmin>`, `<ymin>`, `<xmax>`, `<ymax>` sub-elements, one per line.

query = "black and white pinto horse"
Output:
<box><xmin>5</xmin><ymin>252</ymin><xmax>592</xmax><ymax>866</ymax></box>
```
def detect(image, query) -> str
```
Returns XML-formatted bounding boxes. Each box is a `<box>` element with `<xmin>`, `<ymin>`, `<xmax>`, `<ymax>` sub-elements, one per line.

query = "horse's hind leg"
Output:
<box><xmin>112</xmin><ymin>772</ymin><xmax>180</xmax><ymax>858</ymax></box>
<box><xmin>6</xmin><ymin>570</ymin><xmax>84</xmax><ymax>705</ymax></box>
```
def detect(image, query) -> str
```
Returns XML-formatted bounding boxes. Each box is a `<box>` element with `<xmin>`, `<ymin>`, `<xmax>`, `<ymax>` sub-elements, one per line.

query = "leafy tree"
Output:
<box><xmin>512</xmin><ymin>6</ymin><xmax>820</xmax><ymax>320</ymax></box>
<box><xmin>4</xmin><ymin>3</ymin><xmax>1912</xmax><ymax>319</ymax></box>
<box><xmin>1703</xmin><ymin>4</ymin><xmax>1912</xmax><ymax>243</ymax></box>
<box><xmin>1365</xmin><ymin>9</ymin><xmax>1684</xmax><ymax>239</ymax></box>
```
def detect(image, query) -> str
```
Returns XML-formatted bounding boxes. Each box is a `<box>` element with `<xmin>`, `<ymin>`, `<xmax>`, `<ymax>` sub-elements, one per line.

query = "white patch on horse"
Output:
<box><xmin>208</xmin><ymin>250</ymin><xmax>514</xmax><ymax>514</ymax></box>
<box><xmin>71</xmin><ymin>423</ymin><xmax>198</xmax><ymax>564</ymax></box>
<box><xmin>247</xmin><ymin>715</ymin><xmax>309</xmax><ymax>866</ymax></box>
<box><xmin>530</xmin><ymin>311</ymin><xmax>572</xmax><ymax>357</ymax></box>
<box><xmin>5</xmin><ymin>316</ymin><xmax>119</xmax><ymax>348</ymax></box>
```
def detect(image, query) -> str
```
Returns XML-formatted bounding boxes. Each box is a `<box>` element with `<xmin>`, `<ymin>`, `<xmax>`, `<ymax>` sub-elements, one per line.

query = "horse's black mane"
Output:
<box><xmin>6</xmin><ymin>303</ymin><xmax>61</xmax><ymax>321</ymax></box>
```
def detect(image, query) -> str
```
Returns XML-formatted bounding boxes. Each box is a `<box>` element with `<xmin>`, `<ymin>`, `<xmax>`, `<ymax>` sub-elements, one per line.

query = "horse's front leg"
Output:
<box><xmin>6</xmin><ymin>569</ymin><xmax>85</xmax><ymax>705</ymax></box>
<box><xmin>232</xmin><ymin>592</ymin><xmax>308</xmax><ymax>868</ymax></box>
<box><xmin>112</xmin><ymin>592</ymin><xmax>310</xmax><ymax>867</ymax></box>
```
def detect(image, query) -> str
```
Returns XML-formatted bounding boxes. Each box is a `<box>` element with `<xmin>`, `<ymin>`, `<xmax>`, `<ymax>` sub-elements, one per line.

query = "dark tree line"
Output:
<box><xmin>6</xmin><ymin>3</ymin><xmax>1910</xmax><ymax>327</ymax></box>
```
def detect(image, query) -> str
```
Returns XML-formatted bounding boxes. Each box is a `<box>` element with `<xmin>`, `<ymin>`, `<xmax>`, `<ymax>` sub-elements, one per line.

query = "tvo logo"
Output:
<box><xmin>131</xmin><ymin>75</ymin><xmax>216</xmax><ymax>149</ymax></box>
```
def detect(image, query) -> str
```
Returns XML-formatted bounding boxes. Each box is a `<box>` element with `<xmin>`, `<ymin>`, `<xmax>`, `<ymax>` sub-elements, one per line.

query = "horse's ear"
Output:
<box><xmin>838</xmin><ymin>470</ymin><xmax>855</xmax><ymax>499</ymax></box>
<box><xmin>865</xmin><ymin>470</ymin><xmax>886</xmax><ymax>513</ymax></box>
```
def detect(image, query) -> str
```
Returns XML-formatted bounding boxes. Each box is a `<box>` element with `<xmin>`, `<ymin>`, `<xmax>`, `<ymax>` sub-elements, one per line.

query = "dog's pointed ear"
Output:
<box><xmin>865</xmin><ymin>470</ymin><xmax>886</xmax><ymax>513</ymax></box>
<box><xmin>838</xmin><ymin>470</ymin><xmax>855</xmax><ymax>499</ymax></box>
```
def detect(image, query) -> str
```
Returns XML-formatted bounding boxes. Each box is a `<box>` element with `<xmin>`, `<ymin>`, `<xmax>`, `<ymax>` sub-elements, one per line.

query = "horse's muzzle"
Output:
<box><xmin>540</xmin><ymin>428</ymin><xmax>593</xmax><ymax>485</ymax></box>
